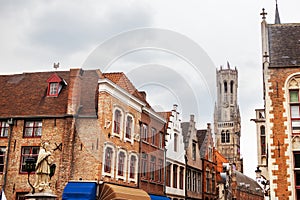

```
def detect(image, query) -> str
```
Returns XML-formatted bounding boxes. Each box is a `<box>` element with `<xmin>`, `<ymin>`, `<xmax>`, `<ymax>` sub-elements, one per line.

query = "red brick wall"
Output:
<box><xmin>266</xmin><ymin>67</ymin><xmax>300</xmax><ymax>198</ymax></box>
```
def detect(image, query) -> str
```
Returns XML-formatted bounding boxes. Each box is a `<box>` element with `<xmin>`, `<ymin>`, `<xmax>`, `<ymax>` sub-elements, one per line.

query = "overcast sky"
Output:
<box><xmin>1</xmin><ymin>0</ymin><xmax>300</xmax><ymax>179</ymax></box>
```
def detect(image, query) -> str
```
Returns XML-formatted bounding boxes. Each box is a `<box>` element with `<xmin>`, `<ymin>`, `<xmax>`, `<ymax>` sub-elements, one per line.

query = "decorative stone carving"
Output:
<box><xmin>288</xmin><ymin>78</ymin><xmax>299</xmax><ymax>89</ymax></box>
<box><xmin>34</xmin><ymin>142</ymin><xmax>54</xmax><ymax>193</ymax></box>
<box><xmin>292</xmin><ymin>136</ymin><xmax>300</xmax><ymax>150</ymax></box>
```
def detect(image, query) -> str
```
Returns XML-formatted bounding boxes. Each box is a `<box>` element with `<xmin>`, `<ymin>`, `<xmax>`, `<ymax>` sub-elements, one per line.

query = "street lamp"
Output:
<box><xmin>255</xmin><ymin>166</ymin><xmax>270</xmax><ymax>197</ymax></box>
<box><xmin>25</xmin><ymin>157</ymin><xmax>36</xmax><ymax>194</ymax></box>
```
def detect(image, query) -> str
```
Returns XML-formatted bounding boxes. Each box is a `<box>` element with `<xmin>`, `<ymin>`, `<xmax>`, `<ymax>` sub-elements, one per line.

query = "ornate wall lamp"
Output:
<box><xmin>25</xmin><ymin>157</ymin><xmax>36</xmax><ymax>194</ymax></box>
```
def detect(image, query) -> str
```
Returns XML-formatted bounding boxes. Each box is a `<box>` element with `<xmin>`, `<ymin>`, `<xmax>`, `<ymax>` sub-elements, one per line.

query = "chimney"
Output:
<box><xmin>173</xmin><ymin>104</ymin><xmax>178</xmax><ymax>111</ymax></box>
<box><xmin>140</xmin><ymin>91</ymin><xmax>146</xmax><ymax>100</ymax></box>
<box><xmin>207</xmin><ymin>123</ymin><xmax>211</xmax><ymax>129</ymax></box>
<box><xmin>190</xmin><ymin>114</ymin><xmax>194</xmax><ymax>122</ymax></box>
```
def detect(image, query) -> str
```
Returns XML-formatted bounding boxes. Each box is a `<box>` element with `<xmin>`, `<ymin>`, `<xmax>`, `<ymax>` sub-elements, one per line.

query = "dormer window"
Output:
<box><xmin>49</xmin><ymin>82</ymin><xmax>59</xmax><ymax>95</ymax></box>
<box><xmin>46</xmin><ymin>73</ymin><xmax>66</xmax><ymax>97</ymax></box>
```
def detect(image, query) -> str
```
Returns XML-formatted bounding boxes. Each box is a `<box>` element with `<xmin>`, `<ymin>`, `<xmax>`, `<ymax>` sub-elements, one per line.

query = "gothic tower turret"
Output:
<box><xmin>214</xmin><ymin>63</ymin><xmax>243</xmax><ymax>172</ymax></box>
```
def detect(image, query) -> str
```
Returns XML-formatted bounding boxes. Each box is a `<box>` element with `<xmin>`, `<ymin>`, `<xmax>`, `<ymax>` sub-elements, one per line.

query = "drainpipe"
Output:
<box><xmin>137</xmin><ymin>121</ymin><xmax>142</xmax><ymax>189</ymax></box>
<box><xmin>3</xmin><ymin>118</ymin><xmax>14</xmax><ymax>191</ymax></box>
<box><xmin>163</xmin><ymin>123</ymin><xmax>167</xmax><ymax>195</ymax></box>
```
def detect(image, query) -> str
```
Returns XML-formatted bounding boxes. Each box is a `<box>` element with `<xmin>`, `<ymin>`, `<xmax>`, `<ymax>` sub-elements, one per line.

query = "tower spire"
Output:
<box><xmin>275</xmin><ymin>0</ymin><xmax>281</xmax><ymax>24</ymax></box>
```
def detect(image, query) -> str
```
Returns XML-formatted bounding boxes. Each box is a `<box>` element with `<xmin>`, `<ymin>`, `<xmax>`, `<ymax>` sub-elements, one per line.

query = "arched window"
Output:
<box><xmin>113</xmin><ymin>109</ymin><xmax>122</xmax><ymax>134</ymax></box>
<box><xmin>226</xmin><ymin>130</ymin><xmax>230</xmax><ymax>143</ymax></box>
<box><xmin>117</xmin><ymin>150</ymin><xmax>127</xmax><ymax>178</ymax></box>
<box><xmin>260</xmin><ymin>126</ymin><xmax>266</xmax><ymax>155</ymax></box>
<box><xmin>125</xmin><ymin>115</ymin><xmax>133</xmax><ymax>139</ymax></box>
<box><xmin>224</xmin><ymin>81</ymin><xmax>228</xmax><ymax>93</ymax></box>
<box><xmin>103</xmin><ymin>144</ymin><xmax>115</xmax><ymax>177</ymax></box>
<box><xmin>230</xmin><ymin>81</ymin><xmax>234</xmax><ymax>93</ymax></box>
<box><xmin>129</xmin><ymin>154</ymin><xmax>138</xmax><ymax>181</ymax></box>
<box><xmin>221</xmin><ymin>131</ymin><xmax>225</xmax><ymax>143</ymax></box>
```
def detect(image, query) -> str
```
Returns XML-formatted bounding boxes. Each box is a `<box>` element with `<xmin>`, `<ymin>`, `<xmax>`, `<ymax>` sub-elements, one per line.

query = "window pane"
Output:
<box><xmin>290</xmin><ymin>91</ymin><xmax>299</xmax><ymax>102</ymax></box>
<box><xmin>292</xmin><ymin>120</ymin><xmax>300</xmax><ymax>130</ymax></box>
<box><xmin>296</xmin><ymin>171</ymin><xmax>300</xmax><ymax>186</ymax></box>
<box><xmin>292</xmin><ymin>106</ymin><xmax>300</xmax><ymax>118</ymax></box>
<box><xmin>295</xmin><ymin>154</ymin><xmax>300</xmax><ymax>168</ymax></box>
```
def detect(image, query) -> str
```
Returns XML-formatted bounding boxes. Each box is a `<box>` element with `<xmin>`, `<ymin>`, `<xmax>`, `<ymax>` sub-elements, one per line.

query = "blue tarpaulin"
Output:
<box><xmin>149</xmin><ymin>194</ymin><xmax>170</xmax><ymax>200</ymax></box>
<box><xmin>62</xmin><ymin>182</ymin><xmax>97</xmax><ymax>200</ymax></box>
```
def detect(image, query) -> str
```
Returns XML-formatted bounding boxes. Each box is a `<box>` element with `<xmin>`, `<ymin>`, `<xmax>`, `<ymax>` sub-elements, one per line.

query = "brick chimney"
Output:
<box><xmin>67</xmin><ymin>68</ymin><xmax>83</xmax><ymax>115</ymax></box>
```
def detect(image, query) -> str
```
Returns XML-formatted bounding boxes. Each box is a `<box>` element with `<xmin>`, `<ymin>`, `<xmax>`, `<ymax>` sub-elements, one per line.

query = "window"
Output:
<box><xmin>113</xmin><ymin>109</ymin><xmax>122</xmax><ymax>134</ymax></box>
<box><xmin>173</xmin><ymin>164</ymin><xmax>178</xmax><ymax>188</ymax></box>
<box><xmin>230</xmin><ymin>81</ymin><xmax>234</xmax><ymax>93</ymax></box>
<box><xmin>49</xmin><ymin>82</ymin><xmax>58</xmax><ymax>96</ymax></box>
<box><xmin>294</xmin><ymin>152</ymin><xmax>300</xmax><ymax>197</ymax></box>
<box><xmin>129</xmin><ymin>155</ymin><xmax>137</xmax><ymax>179</ymax></box>
<box><xmin>166</xmin><ymin>162</ymin><xmax>171</xmax><ymax>187</ymax></box>
<box><xmin>0</xmin><ymin>121</ymin><xmax>9</xmax><ymax>137</ymax></box>
<box><xmin>261</xmin><ymin>126</ymin><xmax>266</xmax><ymax>155</ymax></box>
<box><xmin>20</xmin><ymin>146</ymin><xmax>39</xmax><ymax>173</ymax></box>
<box><xmin>179</xmin><ymin>166</ymin><xmax>184</xmax><ymax>189</ymax></box>
<box><xmin>0</xmin><ymin>147</ymin><xmax>6</xmax><ymax>173</ymax></box>
<box><xmin>150</xmin><ymin>156</ymin><xmax>156</xmax><ymax>181</ymax></box>
<box><xmin>125</xmin><ymin>115</ymin><xmax>133</xmax><ymax>139</ymax></box>
<box><xmin>104</xmin><ymin>147</ymin><xmax>113</xmax><ymax>173</ymax></box>
<box><xmin>187</xmin><ymin>169</ymin><xmax>191</xmax><ymax>191</ymax></box>
<box><xmin>206</xmin><ymin>170</ymin><xmax>210</xmax><ymax>192</ymax></box>
<box><xmin>158</xmin><ymin>159</ymin><xmax>163</xmax><ymax>182</ymax></box>
<box><xmin>224</xmin><ymin>81</ymin><xmax>227</xmax><ymax>93</ymax></box>
<box><xmin>141</xmin><ymin>153</ymin><xmax>148</xmax><ymax>178</ymax></box>
<box><xmin>290</xmin><ymin>90</ymin><xmax>300</xmax><ymax>133</ymax></box>
<box><xmin>47</xmin><ymin>73</ymin><xmax>64</xmax><ymax>97</ymax></box>
<box><xmin>221</xmin><ymin>131</ymin><xmax>225</xmax><ymax>143</ymax></box>
<box><xmin>151</xmin><ymin>128</ymin><xmax>156</xmax><ymax>145</ymax></box>
<box><xmin>192</xmin><ymin>171</ymin><xmax>196</xmax><ymax>192</ymax></box>
<box><xmin>16</xmin><ymin>192</ymin><xmax>27</xmax><ymax>200</ymax></box>
<box><xmin>226</xmin><ymin>130</ymin><xmax>230</xmax><ymax>143</ymax></box>
<box><xmin>24</xmin><ymin>121</ymin><xmax>42</xmax><ymax>137</ymax></box>
<box><xmin>159</xmin><ymin>132</ymin><xmax>163</xmax><ymax>148</ymax></box>
<box><xmin>117</xmin><ymin>151</ymin><xmax>126</xmax><ymax>176</ymax></box>
<box><xmin>174</xmin><ymin>133</ymin><xmax>178</xmax><ymax>152</ymax></box>
<box><xmin>212</xmin><ymin>169</ymin><xmax>215</xmax><ymax>193</ymax></box>
<box><xmin>141</xmin><ymin>124</ymin><xmax>148</xmax><ymax>142</ymax></box>
<box><xmin>192</xmin><ymin>141</ymin><xmax>196</xmax><ymax>160</ymax></box>
<box><xmin>197</xmin><ymin>172</ymin><xmax>202</xmax><ymax>193</ymax></box>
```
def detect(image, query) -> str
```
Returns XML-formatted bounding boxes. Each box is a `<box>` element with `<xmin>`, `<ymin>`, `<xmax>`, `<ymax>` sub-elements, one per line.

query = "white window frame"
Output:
<box><xmin>128</xmin><ymin>153</ymin><xmax>138</xmax><ymax>183</ymax></box>
<box><xmin>124</xmin><ymin>113</ymin><xmax>134</xmax><ymax>143</ymax></box>
<box><xmin>102</xmin><ymin>143</ymin><xmax>115</xmax><ymax>178</ymax></box>
<box><xmin>112</xmin><ymin>107</ymin><xmax>124</xmax><ymax>138</ymax></box>
<box><xmin>116</xmin><ymin>149</ymin><xmax>127</xmax><ymax>181</ymax></box>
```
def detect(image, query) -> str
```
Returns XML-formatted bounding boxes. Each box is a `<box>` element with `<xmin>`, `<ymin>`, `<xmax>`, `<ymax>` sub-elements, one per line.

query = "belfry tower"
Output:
<box><xmin>214</xmin><ymin>63</ymin><xmax>243</xmax><ymax>172</ymax></box>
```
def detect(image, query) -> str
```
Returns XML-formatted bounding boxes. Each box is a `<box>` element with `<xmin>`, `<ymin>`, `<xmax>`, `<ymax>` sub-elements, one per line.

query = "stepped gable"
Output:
<box><xmin>197</xmin><ymin>129</ymin><xmax>207</xmax><ymax>158</ymax></box>
<box><xmin>0</xmin><ymin>71</ymin><xmax>70</xmax><ymax>117</ymax></box>
<box><xmin>268</xmin><ymin>23</ymin><xmax>300</xmax><ymax>67</ymax></box>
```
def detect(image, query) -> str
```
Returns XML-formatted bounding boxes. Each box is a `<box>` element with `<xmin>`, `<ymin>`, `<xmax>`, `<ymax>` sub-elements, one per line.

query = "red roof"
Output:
<box><xmin>0</xmin><ymin>71</ymin><xmax>70</xmax><ymax>117</ymax></box>
<box><xmin>101</xmin><ymin>72</ymin><xmax>148</xmax><ymax>104</ymax></box>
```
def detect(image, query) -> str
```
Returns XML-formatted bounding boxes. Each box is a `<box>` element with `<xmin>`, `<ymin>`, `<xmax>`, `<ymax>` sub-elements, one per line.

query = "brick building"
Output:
<box><xmin>197</xmin><ymin>124</ymin><xmax>217</xmax><ymax>200</ymax></box>
<box><xmin>0</xmin><ymin>69</ymin><xmax>85</xmax><ymax>199</ymax></box>
<box><xmin>254</xmin><ymin>6</ymin><xmax>300</xmax><ymax>199</ymax></box>
<box><xmin>0</xmin><ymin>69</ymin><xmax>167</xmax><ymax>200</ymax></box>
<box><xmin>181</xmin><ymin>115</ymin><xmax>202</xmax><ymax>200</ymax></box>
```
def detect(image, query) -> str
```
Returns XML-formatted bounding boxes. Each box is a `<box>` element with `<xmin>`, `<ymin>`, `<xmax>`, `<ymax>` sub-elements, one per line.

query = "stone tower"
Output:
<box><xmin>214</xmin><ymin>63</ymin><xmax>243</xmax><ymax>172</ymax></box>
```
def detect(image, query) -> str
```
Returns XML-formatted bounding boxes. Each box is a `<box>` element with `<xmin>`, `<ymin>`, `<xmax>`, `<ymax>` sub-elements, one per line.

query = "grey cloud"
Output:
<box><xmin>26</xmin><ymin>1</ymin><xmax>153</xmax><ymax>54</ymax></box>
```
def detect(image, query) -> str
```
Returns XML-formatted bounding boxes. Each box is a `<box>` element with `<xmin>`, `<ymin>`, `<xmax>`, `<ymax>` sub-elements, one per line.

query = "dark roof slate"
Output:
<box><xmin>268</xmin><ymin>23</ymin><xmax>300</xmax><ymax>67</ymax></box>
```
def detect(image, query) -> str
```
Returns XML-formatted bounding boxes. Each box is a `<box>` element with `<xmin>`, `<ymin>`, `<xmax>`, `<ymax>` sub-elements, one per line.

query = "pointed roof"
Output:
<box><xmin>101</xmin><ymin>72</ymin><xmax>148</xmax><ymax>104</ymax></box>
<box><xmin>275</xmin><ymin>1</ymin><xmax>281</xmax><ymax>24</ymax></box>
